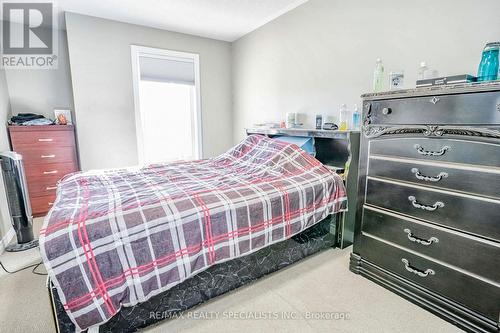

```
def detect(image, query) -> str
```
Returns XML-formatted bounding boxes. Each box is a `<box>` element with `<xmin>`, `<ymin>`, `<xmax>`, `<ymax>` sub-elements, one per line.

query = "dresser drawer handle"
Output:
<box><xmin>41</xmin><ymin>154</ymin><xmax>55</xmax><ymax>159</ymax></box>
<box><xmin>48</xmin><ymin>202</ymin><xmax>53</xmax><ymax>206</ymax></box>
<box><xmin>414</xmin><ymin>144</ymin><xmax>450</xmax><ymax>156</ymax></box>
<box><xmin>43</xmin><ymin>170</ymin><xmax>58</xmax><ymax>175</ymax></box>
<box><xmin>411</xmin><ymin>168</ymin><xmax>448</xmax><ymax>182</ymax></box>
<box><xmin>408</xmin><ymin>196</ymin><xmax>444</xmax><ymax>211</ymax></box>
<box><xmin>38</xmin><ymin>138</ymin><xmax>54</xmax><ymax>142</ymax></box>
<box><xmin>403</xmin><ymin>228</ymin><xmax>439</xmax><ymax>246</ymax></box>
<box><xmin>46</xmin><ymin>186</ymin><xmax>57</xmax><ymax>190</ymax></box>
<box><xmin>401</xmin><ymin>258</ymin><xmax>435</xmax><ymax>277</ymax></box>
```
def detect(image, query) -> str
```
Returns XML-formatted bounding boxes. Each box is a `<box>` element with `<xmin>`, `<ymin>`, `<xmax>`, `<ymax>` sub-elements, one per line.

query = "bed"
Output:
<box><xmin>41</xmin><ymin>134</ymin><xmax>347</xmax><ymax>332</ymax></box>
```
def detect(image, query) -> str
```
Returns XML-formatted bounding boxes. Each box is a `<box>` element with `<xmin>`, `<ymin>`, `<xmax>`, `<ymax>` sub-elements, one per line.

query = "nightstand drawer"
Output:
<box><xmin>15</xmin><ymin>146</ymin><xmax>77</xmax><ymax>165</ymax></box>
<box><xmin>25</xmin><ymin>161</ymin><xmax>78</xmax><ymax>179</ymax></box>
<box><xmin>358</xmin><ymin>234</ymin><xmax>500</xmax><ymax>321</ymax></box>
<box><xmin>368</xmin><ymin>156</ymin><xmax>500</xmax><ymax>199</ymax></box>
<box><xmin>27</xmin><ymin>177</ymin><xmax>60</xmax><ymax>197</ymax></box>
<box><xmin>361</xmin><ymin>207</ymin><xmax>500</xmax><ymax>283</ymax></box>
<box><xmin>369</xmin><ymin>137</ymin><xmax>500</xmax><ymax>168</ymax></box>
<box><xmin>365</xmin><ymin>177</ymin><xmax>500</xmax><ymax>242</ymax></box>
<box><xmin>10</xmin><ymin>129</ymin><xmax>75</xmax><ymax>148</ymax></box>
<box><xmin>30</xmin><ymin>194</ymin><xmax>56</xmax><ymax>216</ymax></box>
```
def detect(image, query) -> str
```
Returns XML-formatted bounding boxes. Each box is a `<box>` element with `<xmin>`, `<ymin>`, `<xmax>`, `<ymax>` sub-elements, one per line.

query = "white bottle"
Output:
<box><xmin>339</xmin><ymin>104</ymin><xmax>350</xmax><ymax>131</ymax></box>
<box><xmin>373</xmin><ymin>58</ymin><xmax>384</xmax><ymax>92</ymax></box>
<box><xmin>417</xmin><ymin>61</ymin><xmax>428</xmax><ymax>80</ymax></box>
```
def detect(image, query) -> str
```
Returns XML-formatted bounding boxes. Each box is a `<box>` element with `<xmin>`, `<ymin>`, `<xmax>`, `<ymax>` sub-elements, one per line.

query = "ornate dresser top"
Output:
<box><xmin>362</xmin><ymin>81</ymin><xmax>500</xmax><ymax>101</ymax></box>
<box><xmin>360</xmin><ymin>81</ymin><xmax>500</xmax><ymax>140</ymax></box>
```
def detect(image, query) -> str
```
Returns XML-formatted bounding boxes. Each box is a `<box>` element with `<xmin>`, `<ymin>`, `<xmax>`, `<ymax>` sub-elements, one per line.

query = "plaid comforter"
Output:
<box><xmin>40</xmin><ymin>135</ymin><xmax>347</xmax><ymax>330</ymax></box>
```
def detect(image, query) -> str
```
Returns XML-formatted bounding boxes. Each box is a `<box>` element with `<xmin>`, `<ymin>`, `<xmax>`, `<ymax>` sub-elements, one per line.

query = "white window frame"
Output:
<box><xmin>130</xmin><ymin>45</ymin><xmax>203</xmax><ymax>165</ymax></box>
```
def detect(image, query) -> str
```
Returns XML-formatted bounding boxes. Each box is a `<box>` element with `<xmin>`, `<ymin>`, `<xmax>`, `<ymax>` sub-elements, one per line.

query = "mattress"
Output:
<box><xmin>40</xmin><ymin>134</ymin><xmax>347</xmax><ymax>330</ymax></box>
<box><xmin>49</xmin><ymin>215</ymin><xmax>339</xmax><ymax>333</ymax></box>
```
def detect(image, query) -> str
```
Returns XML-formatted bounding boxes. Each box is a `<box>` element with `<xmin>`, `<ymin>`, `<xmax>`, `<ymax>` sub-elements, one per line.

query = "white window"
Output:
<box><xmin>131</xmin><ymin>46</ymin><xmax>202</xmax><ymax>165</ymax></box>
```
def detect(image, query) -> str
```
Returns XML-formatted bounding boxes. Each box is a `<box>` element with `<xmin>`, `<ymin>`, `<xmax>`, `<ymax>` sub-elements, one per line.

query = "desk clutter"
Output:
<box><xmin>252</xmin><ymin>105</ymin><xmax>361</xmax><ymax>133</ymax></box>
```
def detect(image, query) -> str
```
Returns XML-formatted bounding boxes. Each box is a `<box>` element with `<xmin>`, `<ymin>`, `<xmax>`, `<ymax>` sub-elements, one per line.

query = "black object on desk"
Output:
<box><xmin>323</xmin><ymin>122</ymin><xmax>338</xmax><ymax>130</ymax></box>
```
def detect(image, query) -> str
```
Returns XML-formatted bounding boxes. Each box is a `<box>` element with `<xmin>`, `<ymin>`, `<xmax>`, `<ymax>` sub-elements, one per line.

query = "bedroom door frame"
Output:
<box><xmin>130</xmin><ymin>45</ymin><xmax>203</xmax><ymax>164</ymax></box>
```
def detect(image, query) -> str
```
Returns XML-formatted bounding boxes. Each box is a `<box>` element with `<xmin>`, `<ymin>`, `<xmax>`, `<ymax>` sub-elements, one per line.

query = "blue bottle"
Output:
<box><xmin>477</xmin><ymin>42</ymin><xmax>499</xmax><ymax>82</ymax></box>
<box><xmin>352</xmin><ymin>104</ymin><xmax>361</xmax><ymax>130</ymax></box>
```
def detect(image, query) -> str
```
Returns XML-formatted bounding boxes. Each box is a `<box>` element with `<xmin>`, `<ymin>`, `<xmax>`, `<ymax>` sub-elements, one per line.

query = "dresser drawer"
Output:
<box><xmin>366</xmin><ymin>91</ymin><xmax>500</xmax><ymax>125</ymax></box>
<box><xmin>361</xmin><ymin>207</ymin><xmax>500</xmax><ymax>283</ymax></box>
<box><xmin>365</xmin><ymin>178</ymin><xmax>500</xmax><ymax>241</ymax></box>
<box><xmin>358</xmin><ymin>235</ymin><xmax>500</xmax><ymax>321</ymax></box>
<box><xmin>30</xmin><ymin>194</ymin><xmax>56</xmax><ymax>216</ymax></box>
<box><xmin>368</xmin><ymin>156</ymin><xmax>500</xmax><ymax>199</ymax></box>
<box><xmin>10</xmin><ymin>129</ymin><xmax>75</xmax><ymax>148</ymax></box>
<box><xmin>27</xmin><ymin>176</ymin><xmax>59</xmax><ymax>197</ymax></box>
<box><xmin>25</xmin><ymin>161</ymin><xmax>78</xmax><ymax>179</ymax></box>
<box><xmin>16</xmin><ymin>146</ymin><xmax>77</xmax><ymax>165</ymax></box>
<box><xmin>369</xmin><ymin>137</ymin><xmax>500</xmax><ymax>168</ymax></box>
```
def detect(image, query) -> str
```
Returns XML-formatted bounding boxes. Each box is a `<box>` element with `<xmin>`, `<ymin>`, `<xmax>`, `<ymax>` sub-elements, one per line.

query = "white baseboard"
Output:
<box><xmin>0</xmin><ymin>227</ymin><xmax>15</xmax><ymax>255</ymax></box>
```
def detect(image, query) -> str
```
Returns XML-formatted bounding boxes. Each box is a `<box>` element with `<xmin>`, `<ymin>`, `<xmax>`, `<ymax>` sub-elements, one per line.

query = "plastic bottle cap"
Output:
<box><xmin>376</xmin><ymin>58</ymin><xmax>382</xmax><ymax>62</ymax></box>
<box><xmin>420</xmin><ymin>61</ymin><xmax>427</xmax><ymax>67</ymax></box>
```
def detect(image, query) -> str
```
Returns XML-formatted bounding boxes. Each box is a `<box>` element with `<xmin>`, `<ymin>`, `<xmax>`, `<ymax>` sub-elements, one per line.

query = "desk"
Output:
<box><xmin>246</xmin><ymin>128</ymin><xmax>360</xmax><ymax>248</ymax></box>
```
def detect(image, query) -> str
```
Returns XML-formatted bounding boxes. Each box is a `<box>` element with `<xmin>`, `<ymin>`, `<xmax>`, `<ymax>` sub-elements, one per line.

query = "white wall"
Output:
<box><xmin>65</xmin><ymin>12</ymin><xmax>233</xmax><ymax>170</ymax></box>
<box><xmin>5</xmin><ymin>29</ymin><xmax>74</xmax><ymax>119</ymax></box>
<box><xmin>232</xmin><ymin>0</ymin><xmax>500</xmax><ymax>142</ymax></box>
<box><xmin>0</xmin><ymin>69</ymin><xmax>12</xmax><ymax>244</ymax></box>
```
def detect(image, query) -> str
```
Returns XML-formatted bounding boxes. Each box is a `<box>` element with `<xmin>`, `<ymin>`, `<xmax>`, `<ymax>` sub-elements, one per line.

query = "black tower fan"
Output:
<box><xmin>0</xmin><ymin>151</ymin><xmax>38</xmax><ymax>251</ymax></box>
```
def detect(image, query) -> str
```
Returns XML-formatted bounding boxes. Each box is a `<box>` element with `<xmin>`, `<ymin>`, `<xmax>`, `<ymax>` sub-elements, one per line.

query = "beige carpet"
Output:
<box><xmin>0</xmin><ymin>219</ymin><xmax>461</xmax><ymax>333</ymax></box>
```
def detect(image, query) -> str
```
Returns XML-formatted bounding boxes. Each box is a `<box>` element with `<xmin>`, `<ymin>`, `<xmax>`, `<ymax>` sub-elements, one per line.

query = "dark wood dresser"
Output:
<box><xmin>8</xmin><ymin>125</ymin><xmax>79</xmax><ymax>217</ymax></box>
<box><xmin>350</xmin><ymin>82</ymin><xmax>500</xmax><ymax>332</ymax></box>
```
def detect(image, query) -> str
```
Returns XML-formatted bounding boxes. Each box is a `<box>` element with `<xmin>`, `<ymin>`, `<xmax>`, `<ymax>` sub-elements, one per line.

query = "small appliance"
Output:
<box><xmin>0</xmin><ymin>152</ymin><xmax>38</xmax><ymax>252</ymax></box>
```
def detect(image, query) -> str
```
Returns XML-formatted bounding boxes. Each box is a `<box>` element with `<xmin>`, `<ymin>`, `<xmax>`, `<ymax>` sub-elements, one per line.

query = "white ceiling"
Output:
<box><xmin>57</xmin><ymin>0</ymin><xmax>309</xmax><ymax>42</ymax></box>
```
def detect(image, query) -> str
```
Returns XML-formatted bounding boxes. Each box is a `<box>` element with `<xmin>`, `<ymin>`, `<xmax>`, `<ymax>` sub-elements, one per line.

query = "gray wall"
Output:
<box><xmin>0</xmin><ymin>29</ymin><xmax>73</xmax><ymax>244</ymax></box>
<box><xmin>65</xmin><ymin>12</ymin><xmax>233</xmax><ymax>170</ymax></box>
<box><xmin>5</xmin><ymin>29</ymin><xmax>74</xmax><ymax>119</ymax></box>
<box><xmin>231</xmin><ymin>0</ymin><xmax>500</xmax><ymax>142</ymax></box>
<box><xmin>0</xmin><ymin>69</ymin><xmax>12</xmax><ymax>243</ymax></box>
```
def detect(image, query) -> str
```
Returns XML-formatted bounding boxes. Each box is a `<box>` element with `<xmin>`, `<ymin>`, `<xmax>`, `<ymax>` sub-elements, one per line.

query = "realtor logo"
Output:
<box><xmin>1</xmin><ymin>1</ymin><xmax>58</xmax><ymax>69</ymax></box>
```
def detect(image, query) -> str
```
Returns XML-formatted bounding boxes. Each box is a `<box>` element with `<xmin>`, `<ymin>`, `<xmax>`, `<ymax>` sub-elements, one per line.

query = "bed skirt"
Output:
<box><xmin>48</xmin><ymin>214</ymin><xmax>339</xmax><ymax>333</ymax></box>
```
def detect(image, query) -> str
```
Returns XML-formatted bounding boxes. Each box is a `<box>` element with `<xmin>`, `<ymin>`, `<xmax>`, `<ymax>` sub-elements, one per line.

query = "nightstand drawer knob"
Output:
<box><xmin>403</xmin><ymin>228</ymin><xmax>439</xmax><ymax>246</ymax></box>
